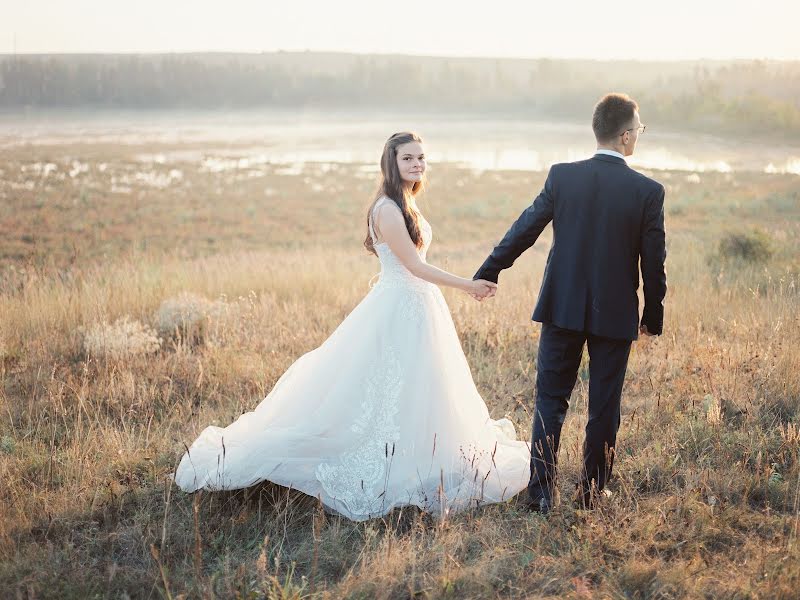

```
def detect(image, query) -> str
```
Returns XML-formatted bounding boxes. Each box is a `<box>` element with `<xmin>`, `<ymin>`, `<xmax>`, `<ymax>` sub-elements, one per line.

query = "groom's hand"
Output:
<box><xmin>481</xmin><ymin>283</ymin><xmax>497</xmax><ymax>299</ymax></box>
<box><xmin>468</xmin><ymin>280</ymin><xmax>497</xmax><ymax>302</ymax></box>
<box><xmin>639</xmin><ymin>324</ymin><xmax>656</xmax><ymax>337</ymax></box>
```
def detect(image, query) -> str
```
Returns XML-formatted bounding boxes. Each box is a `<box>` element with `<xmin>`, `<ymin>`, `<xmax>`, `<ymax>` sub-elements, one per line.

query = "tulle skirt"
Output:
<box><xmin>173</xmin><ymin>278</ymin><xmax>531</xmax><ymax>520</ymax></box>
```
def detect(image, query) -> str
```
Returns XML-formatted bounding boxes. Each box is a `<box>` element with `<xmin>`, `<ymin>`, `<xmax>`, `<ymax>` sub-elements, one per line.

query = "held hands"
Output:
<box><xmin>467</xmin><ymin>279</ymin><xmax>497</xmax><ymax>302</ymax></box>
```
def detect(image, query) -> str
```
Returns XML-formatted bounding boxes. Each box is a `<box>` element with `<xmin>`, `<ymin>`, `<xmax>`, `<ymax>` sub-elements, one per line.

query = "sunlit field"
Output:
<box><xmin>1</xmin><ymin>140</ymin><xmax>799</xmax><ymax>598</ymax></box>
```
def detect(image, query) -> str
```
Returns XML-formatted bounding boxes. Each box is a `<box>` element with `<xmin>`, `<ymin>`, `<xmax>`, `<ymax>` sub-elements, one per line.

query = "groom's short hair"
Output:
<box><xmin>592</xmin><ymin>93</ymin><xmax>639</xmax><ymax>143</ymax></box>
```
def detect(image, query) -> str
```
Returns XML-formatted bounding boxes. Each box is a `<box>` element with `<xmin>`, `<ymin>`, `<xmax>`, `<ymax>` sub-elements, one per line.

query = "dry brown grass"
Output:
<box><xmin>1</xmin><ymin>143</ymin><xmax>799</xmax><ymax>598</ymax></box>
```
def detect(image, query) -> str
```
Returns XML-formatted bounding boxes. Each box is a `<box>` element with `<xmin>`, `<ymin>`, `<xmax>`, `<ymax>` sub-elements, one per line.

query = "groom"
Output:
<box><xmin>473</xmin><ymin>93</ymin><xmax>667</xmax><ymax>513</ymax></box>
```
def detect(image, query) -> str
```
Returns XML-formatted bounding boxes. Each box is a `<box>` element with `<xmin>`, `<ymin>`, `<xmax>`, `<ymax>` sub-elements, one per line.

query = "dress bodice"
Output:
<box><xmin>369</xmin><ymin>197</ymin><xmax>434</xmax><ymax>293</ymax></box>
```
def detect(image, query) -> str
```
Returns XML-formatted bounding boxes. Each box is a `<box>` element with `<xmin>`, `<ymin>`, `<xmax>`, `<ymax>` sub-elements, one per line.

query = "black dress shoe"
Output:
<box><xmin>528</xmin><ymin>497</ymin><xmax>551</xmax><ymax>515</ymax></box>
<box><xmin>573</xmin><ymin>486</ymin><xmax>613</xmax><ymax>510</ymax></box>
<box><xmin>509</xmin><ymin>490</ymin><xmax>535</xmax><ymax>508</ymax></box>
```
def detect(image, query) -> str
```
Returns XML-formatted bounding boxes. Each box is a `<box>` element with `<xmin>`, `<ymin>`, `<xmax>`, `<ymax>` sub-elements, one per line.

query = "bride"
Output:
<box><xmin>173</xmin><ymin>132</ymin><xmax>531</xmax><ymax>520</ymax></box>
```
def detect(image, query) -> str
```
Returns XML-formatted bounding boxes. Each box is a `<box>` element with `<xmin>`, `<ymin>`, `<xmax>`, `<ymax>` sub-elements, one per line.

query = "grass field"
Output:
<box><xmin>1</xmin><ymin>141</ymin><xmax>799</xmax><ymax>598</ymax></box>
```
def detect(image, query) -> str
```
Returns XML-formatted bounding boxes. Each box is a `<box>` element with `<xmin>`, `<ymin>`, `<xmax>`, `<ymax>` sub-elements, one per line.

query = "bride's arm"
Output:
<box><xmin>376</xmin><ymin>204</ymin><xmax>496</xmax><ymax>296</ymax></box>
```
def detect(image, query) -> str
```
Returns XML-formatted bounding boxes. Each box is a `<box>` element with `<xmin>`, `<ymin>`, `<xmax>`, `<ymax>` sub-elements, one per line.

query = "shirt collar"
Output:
<box><xmin>595</xmin><ymin>148</ymin><xmax>626</xmax><ymax>160</ymax></box>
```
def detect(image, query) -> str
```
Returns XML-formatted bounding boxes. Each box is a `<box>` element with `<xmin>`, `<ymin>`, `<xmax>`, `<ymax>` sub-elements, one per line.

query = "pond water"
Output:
<box><xmin>2</xmin><ymin>110</ymin><xmax>798</xmax><ymax>175</ymax></box>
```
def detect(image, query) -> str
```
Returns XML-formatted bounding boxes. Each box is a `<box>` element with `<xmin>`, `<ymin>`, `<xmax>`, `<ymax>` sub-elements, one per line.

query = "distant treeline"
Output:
<box><xmin>1</xmin><ymin>52</ymin><xmax>799</xmax><ymax>139</ymax></box>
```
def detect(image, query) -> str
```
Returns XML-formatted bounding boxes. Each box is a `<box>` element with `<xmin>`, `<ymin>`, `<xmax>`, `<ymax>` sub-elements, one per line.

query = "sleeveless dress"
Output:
<box><xmin>172</xmin><ymin>197</ymin><xmax>531</xmax><ymax>520</ymax></box>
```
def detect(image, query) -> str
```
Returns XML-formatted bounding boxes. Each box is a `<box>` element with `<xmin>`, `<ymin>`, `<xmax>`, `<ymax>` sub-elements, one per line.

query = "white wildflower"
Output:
<box><xmin>82</xmin><ymin>316</ymin><xmax>162</xmax><ymax>360</ymax></box>
<box><xmin>155</xmin><ymin>292</ymin><xmax>227</xmax><ymax>346</ymax></box>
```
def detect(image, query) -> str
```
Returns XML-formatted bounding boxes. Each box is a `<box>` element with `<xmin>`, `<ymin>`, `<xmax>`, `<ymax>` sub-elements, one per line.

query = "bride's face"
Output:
<box><xmin>396</xmin><ymin>141</ymin><xmax>426</xmax><ymax>186</ymax></box>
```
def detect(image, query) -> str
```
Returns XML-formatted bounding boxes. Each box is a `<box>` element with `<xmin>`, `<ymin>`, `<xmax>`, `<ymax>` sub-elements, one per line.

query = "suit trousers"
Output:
<box><xmin>527</xmin><ymin>322</ymin><xmax>632</xmax><ymax>506</ymax></box>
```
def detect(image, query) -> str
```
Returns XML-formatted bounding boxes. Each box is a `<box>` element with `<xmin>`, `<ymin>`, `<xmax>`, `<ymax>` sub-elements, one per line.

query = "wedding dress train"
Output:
<box><xmin>173</xmin><ymin>197</ymin><xmax>531</xmax><ymax>520</ymax></box>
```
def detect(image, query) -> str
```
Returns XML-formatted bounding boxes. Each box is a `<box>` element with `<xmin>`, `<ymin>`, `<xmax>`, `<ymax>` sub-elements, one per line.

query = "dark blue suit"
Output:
<box><xmin>474</xmin><ymin>153</ymin><xmax>667</xmax><ymax>506</ymax></box>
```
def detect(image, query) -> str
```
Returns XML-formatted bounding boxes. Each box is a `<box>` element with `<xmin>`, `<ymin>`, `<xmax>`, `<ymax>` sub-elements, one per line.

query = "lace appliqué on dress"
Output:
<box><xmin>315</xmin><ymin>344</ymin><xmax>403</xmax><ymax>517</ymax></box>
<box><xmin>398</xmin><ymin>290</ymin><xmax>427</xmax><ymax>322</ymax></box>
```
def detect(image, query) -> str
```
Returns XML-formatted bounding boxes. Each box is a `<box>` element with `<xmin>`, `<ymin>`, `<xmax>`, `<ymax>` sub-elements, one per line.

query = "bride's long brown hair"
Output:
<box><xmin>364</xmin><ymin>132</ymin><xmax>427</xmax><ymax>256</ymax></box>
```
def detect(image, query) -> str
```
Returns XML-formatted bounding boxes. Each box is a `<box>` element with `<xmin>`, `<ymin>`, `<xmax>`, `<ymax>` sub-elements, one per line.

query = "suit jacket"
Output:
<box><xmin>474</xmin><ymin>153</ymin><xmax>667</xmax><ymax>341</ymax></box>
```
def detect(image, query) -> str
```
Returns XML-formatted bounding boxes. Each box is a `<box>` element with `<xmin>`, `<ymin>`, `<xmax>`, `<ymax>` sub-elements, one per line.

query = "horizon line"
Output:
<box><xmin>0</xmin><ymin>49</ymin><xmax>798</xmax><ymax>64</ymax></box>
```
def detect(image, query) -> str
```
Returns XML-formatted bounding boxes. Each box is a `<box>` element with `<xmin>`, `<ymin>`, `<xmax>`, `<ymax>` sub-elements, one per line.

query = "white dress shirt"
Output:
<box><xmin>595</xmin><ymin>148</ymin><xmax>626</xmax><ymax>160</ymax></box>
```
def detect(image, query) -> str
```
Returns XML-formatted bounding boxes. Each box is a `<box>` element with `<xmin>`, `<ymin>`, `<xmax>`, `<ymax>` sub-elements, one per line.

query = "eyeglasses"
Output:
<box><xmin>619</xmin><ymin>124</ymin><xmax>646</xmax><ymax>136</ymax></box>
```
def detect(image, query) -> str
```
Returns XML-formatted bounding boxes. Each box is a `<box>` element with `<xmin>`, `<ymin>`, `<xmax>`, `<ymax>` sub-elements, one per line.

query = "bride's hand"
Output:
<box><xmin>466</xmin><ymin>279</ymin><xmax>497</xmax><ymax>301</ymax></box>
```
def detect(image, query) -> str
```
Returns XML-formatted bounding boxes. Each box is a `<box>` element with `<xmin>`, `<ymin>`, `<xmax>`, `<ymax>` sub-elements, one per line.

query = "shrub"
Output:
<box><xmin>81</xmin><ymin>315</ymin><xmax>162</xmax><ymax>360</ymax></box>
<box><xmin>717</xmin><ymin>229</ymin><xmax>773</xmax><ymax>264</ymax></box>
<box><xmin>155</xmin><ymin>292</ymin><xmax>226</xmax><ymax>347</ymax></box>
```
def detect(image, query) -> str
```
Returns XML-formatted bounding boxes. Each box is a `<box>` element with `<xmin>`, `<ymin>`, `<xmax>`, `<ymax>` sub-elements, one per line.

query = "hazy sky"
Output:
<box><xmin>3</xmin><ymin>0</ymin><xmax>799</xmax><ymax>60</ymax></box>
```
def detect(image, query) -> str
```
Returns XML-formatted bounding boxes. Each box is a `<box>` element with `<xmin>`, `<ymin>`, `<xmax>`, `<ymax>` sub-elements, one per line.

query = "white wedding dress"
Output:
<box><xmin>173</xmin><ymin>197</ymin><xmax>531</xmax><ymax>520</ymax></box>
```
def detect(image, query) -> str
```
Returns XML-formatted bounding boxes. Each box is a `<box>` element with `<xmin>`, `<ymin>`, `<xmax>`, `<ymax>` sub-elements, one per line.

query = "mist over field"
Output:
<box><xmin>1</xmin><ymin>52</ymin><xmax>799</xmax><ymax>140</ymax></box>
